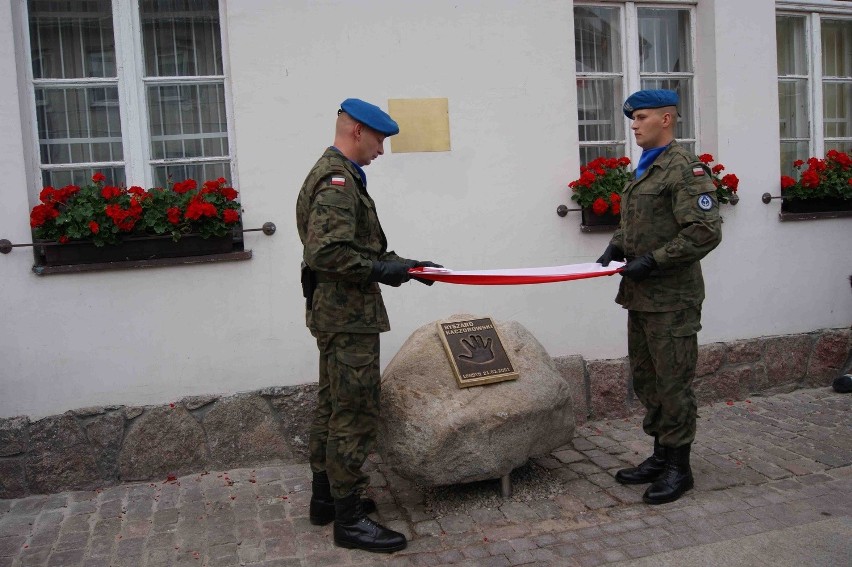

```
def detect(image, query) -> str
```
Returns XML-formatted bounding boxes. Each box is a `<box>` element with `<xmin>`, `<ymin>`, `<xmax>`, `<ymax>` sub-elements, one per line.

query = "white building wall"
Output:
<box><xmin>0</xmin><ymin>0</ymin><xmax>850</xmax><ymax>419</ymax></box>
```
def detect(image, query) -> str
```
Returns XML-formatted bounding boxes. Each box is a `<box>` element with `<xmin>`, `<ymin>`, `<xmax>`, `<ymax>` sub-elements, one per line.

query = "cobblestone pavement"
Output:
<box><xmin>1</xmin><ymin>388</ymin><xmax>850</xmax><ymax>567</ymax></box>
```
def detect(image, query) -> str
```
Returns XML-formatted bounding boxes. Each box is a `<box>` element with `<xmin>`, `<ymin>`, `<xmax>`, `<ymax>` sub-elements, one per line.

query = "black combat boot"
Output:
<box><xmin>643</xmin><ymin>443</ymin><xmax>694</xmax><ymax>505</ymax></box>
<box><xmin>309</xmin><ymin>472</ymin><xmax>376</xmax><ymax>526</ymax></box>
<box><xmin>333</xmin><ymin>491</ymin><xmax>406</xmax><ymax>553</ymax></box>
<box><xmin>615</xmin><ymin>437</ymin><xmax>667</xmax><ymax>485</ymax></box>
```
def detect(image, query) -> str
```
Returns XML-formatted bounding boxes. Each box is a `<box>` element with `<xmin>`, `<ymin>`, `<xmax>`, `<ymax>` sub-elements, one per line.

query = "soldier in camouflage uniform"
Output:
<box><xmin>597</xmin><ymin>90</ymin><xmax>722</xmax><ymax>505</ymax></box>
<box><xmin>296</xmin><ymin>98</ymin><xmax>441</xmax><ymax>553</ymax></box>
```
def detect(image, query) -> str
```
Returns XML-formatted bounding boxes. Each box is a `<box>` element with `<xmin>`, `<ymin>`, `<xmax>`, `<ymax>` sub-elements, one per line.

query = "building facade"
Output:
<box><xmin>1</xmin><ymin>0</ymin><xmax>850</xmax><ymax>420</ymax></box>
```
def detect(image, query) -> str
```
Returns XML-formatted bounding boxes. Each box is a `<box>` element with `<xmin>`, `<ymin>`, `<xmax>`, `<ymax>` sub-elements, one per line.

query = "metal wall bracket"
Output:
<box><xmin>556</xmin><ymin>204</ymin><xmax>581</xmax><ymax>217</ymax></box>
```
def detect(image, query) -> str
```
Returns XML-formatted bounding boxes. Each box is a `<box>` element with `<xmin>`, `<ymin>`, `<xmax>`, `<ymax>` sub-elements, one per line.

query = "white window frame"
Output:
<box><xmin>776</xmin><ymin>1</ymin><xmax>852</xmax><ymax>164</ymax></box>
<box><xmin>16</xmin><ymin>0</ymin><xmax>238</xmax><ymax>195</ymax></box>
<box><xmin>575</xmin><ymin>0</ymin><xmax>700</xmax><ymax>164</ymax></box>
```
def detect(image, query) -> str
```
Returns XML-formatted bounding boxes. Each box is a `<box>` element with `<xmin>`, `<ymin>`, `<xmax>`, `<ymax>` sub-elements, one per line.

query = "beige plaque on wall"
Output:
<box><xmin>437</xmin><ymin>317</ymin><xmax>519</xmax><ymax>388</ymax></box>
<box><xmin>388</xmin><ymin>98</ymin><xmax>451</xmax><ymax>153</ymax></box>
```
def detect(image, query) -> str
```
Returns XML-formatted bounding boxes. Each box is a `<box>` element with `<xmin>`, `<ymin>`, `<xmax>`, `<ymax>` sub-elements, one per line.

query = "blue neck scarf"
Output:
<box><xmin>635</xmin><ymin>144</ymin><xmax>669</xmax><ymax>179</ymax></box>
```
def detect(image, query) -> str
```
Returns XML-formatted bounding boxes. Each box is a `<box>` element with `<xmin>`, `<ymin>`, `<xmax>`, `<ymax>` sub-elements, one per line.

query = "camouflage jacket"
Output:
<box><xmin>296</xmin><ymin>147</ymin><xmax>409</xmax><ymax>333</ymax></box>
<box><xmin>610</xmin><ymin>141</ymin><xmax>722</xmax><ymax>312</ymax></box>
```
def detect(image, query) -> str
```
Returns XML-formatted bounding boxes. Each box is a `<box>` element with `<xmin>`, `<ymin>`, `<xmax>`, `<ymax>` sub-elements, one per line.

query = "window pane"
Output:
<box><xmin>777</xmin><ymin>16</ymin><xmax>808</xmax><ymax>76</ymax></box>
<box><xmin>780</xmin><ymin>141</ymin><xmax>809</xmax><ymax>177</ymax></box>
<box><xmin>42</xmin><ymin>166</ymin><xmax>125</xmax><ymax>188</ymax></box>
<box><xmin>28</xmin><ymin>0</ymin><xmax>115</xmax><ymax>79</ymax></box>
<box><xmin>821</xmin><ymin>21</ymin><xmax>852</xmax><ymax>160</ymax></box>
<box><xmin>638</xmin><ymin>8</ymin><xmax>691</xmax><ymax>73</ymax></box>
<box><xmin>778</xmin><ymin>79</ymin><xmax>809</xmax><ymax>139</ymax></box>
<box><xmin>141</xmin><ymin>0</ymin><xmax>223</xmax><ymax>77</ymax></box>
<box><xmin>574</xmin><ymin>6</ymin><xmax>622</xmax><ymax>73</ymax></box>
<box><xmin>36</xmin><ymin>86</ymin><xmax>123</xmax><ymax>165</ymax></box>
<box><xmin>152</xmin><ymin>162</ymin><xmax>230</xmax><ymax>188</ymax></box>
<box><xmin>822</xmin><ymin>19</ymin><xmax>852</xmax><ymax>78</ymax></box>
<box><xmin>577</xmin><ymin>78</ymin><xmax>624</xmax><ymax>143</ymax></box>
<box><xmin>824</xmin><ymin>140</ymin><xmax>852</xmax><ymax>153</ymax></box>
<box><xmin>823</xmin><ymin>82</ymin><xmax>852</xmax><ymax>138</ymax></box>
<box><xmin>148</xmin><ymin>83</ymin><xmax>229</xmax><ymax>160</ymax></box>
<box><xmin>579</xmin><ymin>145</ymin><xmax>626</xmax><ymax>165</ymax></box>
<box><xmin>640</xmin><ymin>78</ymin><xmax>693</xmax><ymax>139</ymax></box>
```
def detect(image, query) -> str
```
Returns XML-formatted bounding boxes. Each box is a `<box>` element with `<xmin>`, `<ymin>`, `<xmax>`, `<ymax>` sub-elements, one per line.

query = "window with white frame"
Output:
<box><xmin>574</xmin><ymin>2</ymin><xmax>696</xmax><ymax>164</ymax></box>
<box><xmin>26</xmin><ymin>0</ymin><xmax>232</xmax><ymax>190</ymax></box>
<box><xmin>777</xmin><ymin>6</ymin><xmax>852</xmax><ymax>176</ymax></box>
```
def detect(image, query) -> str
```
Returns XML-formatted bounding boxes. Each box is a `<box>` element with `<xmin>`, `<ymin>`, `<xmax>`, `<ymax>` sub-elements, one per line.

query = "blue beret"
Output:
<box><xmin>339</xmin><ymin>98</ymin><xmax>400</xmax><ymax>136</ymax></box>
<box><xmin>623</xmin><ymin>90</ymin><xmax>679</xmax><ymax>118</ymax></box>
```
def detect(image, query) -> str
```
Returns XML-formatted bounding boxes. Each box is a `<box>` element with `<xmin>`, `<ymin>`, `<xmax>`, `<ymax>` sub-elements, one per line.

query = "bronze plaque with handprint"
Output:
<box><xmin>437</xmin><ymin>317</ymin><xmax>518</xmax><ymax>388</ymax></box>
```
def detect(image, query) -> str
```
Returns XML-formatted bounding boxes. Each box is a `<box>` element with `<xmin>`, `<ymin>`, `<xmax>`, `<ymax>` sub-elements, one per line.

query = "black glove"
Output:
<box><xmin>409</xmin><ymin>260</ymin><xmax>443</xmax><ymax>286</ymax></box>
<box><xmin>596</xmin><ymin>243</ymin><xmax>625</xmax><ymax>267</ymax></box>
<box><xmin>621</xmin><ymin>253</ymin><xmax>657</xmax><ymax>282</ymax></box>
<box><xmin>369</xmin><ymin>261</ymin><xmax>411</xmax><ymax>287</ymax></box>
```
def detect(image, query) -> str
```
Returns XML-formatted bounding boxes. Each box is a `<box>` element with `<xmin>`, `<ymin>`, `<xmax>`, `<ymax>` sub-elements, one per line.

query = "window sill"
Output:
<box><xmin>779</xmin><ymin>210</ymin><xmax>852</xmax><ymax>222</ymax></box>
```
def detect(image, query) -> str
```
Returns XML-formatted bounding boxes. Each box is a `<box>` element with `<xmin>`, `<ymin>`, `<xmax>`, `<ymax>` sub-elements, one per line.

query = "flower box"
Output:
<box><xmin>568</xmin><ymin>157</ymin><xmax>630</xmax><ymax>232</ymax></box>
<box><xmin>781</xmin><ymin>197</ymin><xmax>852</xmax><ymax>215</ymax></box>
<box><xmin>580</xmin><ymin>207</ymin><xmax>620</xmax><ymax>232</ymax></box>
<box><xmin>28</xmin><ymin>172</ymin><xmax>249</xmax><ymax>273</ymax></box>
<box><xmin>778</xmin><ymin>151</ymin><xmax>851</xmax><ymax>221</ymax></box>
<box><xmin>37</xmin><ymin>232</ymin><xmax>238</xmax><ymax>267</ymax></box>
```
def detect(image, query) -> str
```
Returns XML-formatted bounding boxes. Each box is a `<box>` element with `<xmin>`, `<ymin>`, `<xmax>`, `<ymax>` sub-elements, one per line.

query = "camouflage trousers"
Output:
<box><xmin>308</xmin><ymin>330</ymin><xmax>381</xmax><ymax>499</ymax></box>
<box><xmin>627</xmin><ymin>306</ymin><xmax>701</xmax><ymax>448</ymax></box>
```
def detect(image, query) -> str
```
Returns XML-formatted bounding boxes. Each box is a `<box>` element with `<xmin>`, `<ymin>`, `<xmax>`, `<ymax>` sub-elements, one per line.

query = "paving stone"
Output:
<box><xmin>575</xmin><ymin>551</ymin><xmax>607</xmax><ymax>566</ymax></box>
<box><xmin>552</xmin><ymin>449</ymin><xmax>585</xmax><ymax>464</ymax></box>
<box><xmin>413</xmin><ymin>520</ymin><xmax>442</xmax><ymax>537</ymax></box>
<box><xmin>498</xmin><ymin>502</ymin><xmax>538</xmax><ymax>523</ymax></box>
<box><xmin>0</xmin><ymin>388</ymin><xmax>848</xmax><ymax>567</ymax></box>
<box><xmin>504</xmin><ymin>549</ymin><xmax>534</xmax><ymax>565</ymax></box>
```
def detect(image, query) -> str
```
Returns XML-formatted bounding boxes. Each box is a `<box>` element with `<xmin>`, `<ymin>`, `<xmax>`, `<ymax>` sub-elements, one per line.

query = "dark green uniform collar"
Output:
<box><xmin>327</xmin><ymin>146</ymin><xmax>367</xmax><ymax>188</ymax></box>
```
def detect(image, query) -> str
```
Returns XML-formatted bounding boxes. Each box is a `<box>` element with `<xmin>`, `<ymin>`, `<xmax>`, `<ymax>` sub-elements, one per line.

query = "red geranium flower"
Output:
<box><xmin>173</xmin><ymin>179</ymin><xmax>198</xmax><ymax>194</ymax></box>
<box><xmin>721</xmin><ymin>174</ymin><xmax>739</xmax><ymax>192</ymax></box>
<box><xmin>39</xmin><ymin>187</ymin><xmax>56</xmax><ymax>203</ymax></box>
<box><xmin>222</xmin><ymin>209</ymin><xmax>240</xmax><ymax>224</ymax></box>
<box><xmin>782</xmin><ymin>150</ymin><xmax>852</xmax><ymax>200</ymax></box>
<box><xmin>695</xmin><ymin>155</ymin><xmax>740</xmax><ymax>204</ymax></box>
<box><xmin>592</xmin><ymin>197</ymin><xmax>609</xmax><ymax>215</ymax></box>
<box><xmin>29</xmin><ymin>203</ymin><xmax>59</xmax><ymax>227</ymax></box>
<box><xmin>101</xmin><ymin>185</ymin><xmax>122</xmax><ymax>200</ymax></box>
<box><xmin>29</xmin><ymin>175</ymin><xmax>244</xmax><ymax>247</ymax></box>
<box><xmin>92</xmin><ymin>172</ymin><xmax>106</xmax><ymax>183</ymax></box>
<box><xmin>568</xmin><ymin>156</ymin><xmax>631</xmax><ymax>214</ymax></box>
<box><xmin>167</xmin><ymin>207</ymin><xmax>182</xmax><ymax>225</ymax></box>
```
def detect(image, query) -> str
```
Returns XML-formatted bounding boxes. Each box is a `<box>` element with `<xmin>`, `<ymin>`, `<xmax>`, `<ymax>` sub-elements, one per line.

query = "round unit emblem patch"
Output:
<box><xmin>697</xmin><ymin>194</ymin><xmax>713</xmax><ymax>211</ymax></box>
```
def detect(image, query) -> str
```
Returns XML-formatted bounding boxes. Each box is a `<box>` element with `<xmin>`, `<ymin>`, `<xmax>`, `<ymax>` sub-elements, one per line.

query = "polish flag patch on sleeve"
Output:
<box><xmin>692</xmin><ymin>166</ymin><xmax>705</xmax><ymax>176</ymax></box>
<box><xmin>330</xmin><ymin>176</ymin><xmax>346</xmax><ymax>186</ymax></box>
